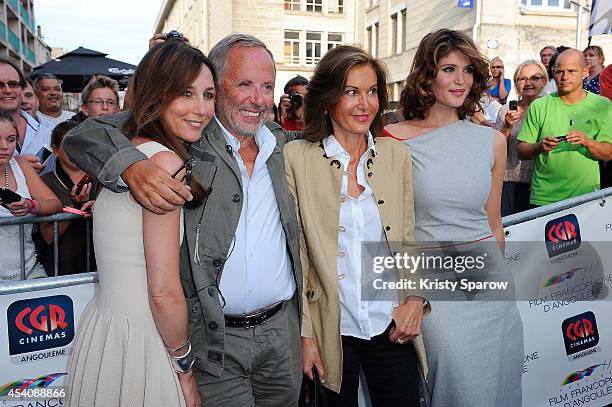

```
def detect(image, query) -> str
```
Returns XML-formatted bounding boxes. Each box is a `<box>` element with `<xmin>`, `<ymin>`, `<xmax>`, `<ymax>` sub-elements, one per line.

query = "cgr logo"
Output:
<box><xmin>561</xmin><ymin>311</ymin><xmax>599</xmax><ymax>356</ymax></box>
<box><xmin>545</xmin><ymin>214</ymin><xmax>581</xmax><ymax>257</ymax></box>
<box><xmin>7</xmin><ymin>295</ymin><xmax>74</xmax><ymax>355</ymax></box>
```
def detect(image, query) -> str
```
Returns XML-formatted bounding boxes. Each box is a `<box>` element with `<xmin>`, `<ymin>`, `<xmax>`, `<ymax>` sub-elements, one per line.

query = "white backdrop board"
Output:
<box><xmin>505</xmin><ymin>197</ymin><xmax>612</xmax><ymax>407</ymax></box>
<box><xmin>0</xmin><ymin>276</ymin><xmax>96</xmax><ymax>406</ymax></box>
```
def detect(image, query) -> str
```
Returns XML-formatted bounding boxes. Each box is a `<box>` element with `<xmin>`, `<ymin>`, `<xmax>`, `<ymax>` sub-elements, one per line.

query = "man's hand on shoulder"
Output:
<box><xmin>122</xmin><ymin>160</ymin><xmax>193</xmax><ymax>214</ymax></box>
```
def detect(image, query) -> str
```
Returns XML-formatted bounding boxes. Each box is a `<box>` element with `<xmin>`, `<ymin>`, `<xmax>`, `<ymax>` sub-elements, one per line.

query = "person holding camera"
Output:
<box><xmin>517</xmin><ymin>49</ymin><xmax>612</xmax><ymax>207</ymax></box>
<box><xmin>279</xmin><ymin>75</ymin><xmax>308</xmax><ymax>131</ymax></box>
<box><xmin>495</xmin><ymin>60</ymin><xmax>548</xmax><ymax>216</ymax></box>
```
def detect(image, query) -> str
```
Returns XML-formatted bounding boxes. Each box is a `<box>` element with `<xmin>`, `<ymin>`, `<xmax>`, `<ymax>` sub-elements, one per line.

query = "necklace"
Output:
<box><xmin>3</xmin><ymin>164</ymin><xmax>8</xmax><ymax>189</ymax></box>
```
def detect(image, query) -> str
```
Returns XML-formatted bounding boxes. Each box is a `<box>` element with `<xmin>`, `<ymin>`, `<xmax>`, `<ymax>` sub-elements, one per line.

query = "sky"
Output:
<box><xmin>35</xmin><ymin>0</ymin><xmax>164</xmax><ymax>65</ymax></box>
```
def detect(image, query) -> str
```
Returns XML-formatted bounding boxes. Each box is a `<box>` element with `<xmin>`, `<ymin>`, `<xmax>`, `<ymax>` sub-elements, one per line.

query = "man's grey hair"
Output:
<box><xmin>33</xmin><ymin>73</ymin><xmax>63</xmax><ymax>93</ymax></box>
<box><xmin>540</xmin><ymin>45</ymin><xmax>557</xmax><ymax>56</ymax></box>
<box><xmin>208</xmin><ymin>33</ymin><xmax>276</xmax><ymax>85</ymax></box>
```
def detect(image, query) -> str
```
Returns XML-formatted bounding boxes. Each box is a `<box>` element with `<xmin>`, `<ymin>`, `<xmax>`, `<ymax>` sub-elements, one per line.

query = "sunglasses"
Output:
<box><xmin>172</xmin><ymin>157</ymin><xmax>196</xmax><ymax>183</ymax></box>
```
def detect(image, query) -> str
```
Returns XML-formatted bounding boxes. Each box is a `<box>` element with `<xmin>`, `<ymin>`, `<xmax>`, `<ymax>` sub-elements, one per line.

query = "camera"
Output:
<box><xmin>166</xmin><ymin>30</ymin><xmax>184</xmax><ymax>40</ymax></box>
<box><xmin>290</xmin><ymin>93</ymin><xmax>303</xmax><ymax>109</ymax></box>
<box><xmin>509</xmin><ymin>100</ymin><xmax>518</xmax><ymax>111</ymax></box>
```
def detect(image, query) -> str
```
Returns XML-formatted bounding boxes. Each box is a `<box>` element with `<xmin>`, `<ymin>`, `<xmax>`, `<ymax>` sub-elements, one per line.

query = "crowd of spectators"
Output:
<box><xmin>0</xmin><ymin>37</ymin><xmax>610</xmax><ymax>281</ymax></box>
<box><xmin>0</xmin><ymin>58</ymin><xmax>120</xmax><ymax>281</ymax></box>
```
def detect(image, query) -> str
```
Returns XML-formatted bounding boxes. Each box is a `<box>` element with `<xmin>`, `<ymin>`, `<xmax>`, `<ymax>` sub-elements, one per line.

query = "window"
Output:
<box><xmin>373</xmin><ymin>23</ymin><xmax>379</xmax><ymax>57</ymax></box>
<box><xmin>284</xmin><ymin>0</ymin><xmax>301</xmax><ymax>10</ymax></box>
<box><xmin>329</xmin><ymin>0</ymin><xmax>344</xmax><ymax>14</ymax></box>
<box><xmin>284</xmin><ymin>30</ymin><xmax>300</xmax><ymax>64</ymax></box>
<box><xmin>521</xmin><ymin>0</ymin><xmax>571</xmax><ymax>9</ymax></box>
<box><xmin>327</xmin><ymin>33</ymin><xmax>343</xmax><ymax>51</ymax></box>
<box><xmin>391</xmin><ymin>14</ymin><xmax>398</xmax><ymax>54</ymax></box>
<box><xmin>306</xmin><ymin>0</ymin><xmax>322</xmax><ymax>12</ymax></box>
<box><xmin>401</xmin><ymin>9</ymin><xmax>407</xmax><ymax>51</ymax></box>
<box><xmin>305</xmin><ymin>31</ymin><xmax>322</xmax><ymax>65</ymax></box>
<box><xmin>367</xmin><ymin>23</ymin><xmax>378</xmax><ymax>57</ymax></box>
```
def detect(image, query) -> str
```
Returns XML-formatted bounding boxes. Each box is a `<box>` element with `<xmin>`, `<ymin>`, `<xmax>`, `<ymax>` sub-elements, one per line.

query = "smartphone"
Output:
<box><xmin>35</xmin><ymin>146</ymin><xmax>53</xmax><ymax>166</ymax></box>
<box><xmin>63</xmin><ymin>206</ymin><xmax>90</xmax><ymax>216</ymax></box>
<box><xmin>0</xmin><ymin>188</ymin><xmax>22</xmax><ymax>208</ymax></box>
<box><xmin>74</xmin><ymin>174</ymin><xmax>93</xmax><ymax>195</ymax></box>
<box><xmin>509</xmin><ymin>100</ymin><xmax>518</xmax><ymax>111</ymax></box>
<box><xmin>557</xmin><ymin>135</ymin><xmax>567</xmax><ymax>141</ymax></box>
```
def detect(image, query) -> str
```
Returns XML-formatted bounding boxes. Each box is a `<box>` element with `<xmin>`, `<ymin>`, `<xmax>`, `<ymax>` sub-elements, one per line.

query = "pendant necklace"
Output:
<box><xmin>3</xmin><ymin>164</ymin><xmax>8</xmax><ymax>189</ymax></box>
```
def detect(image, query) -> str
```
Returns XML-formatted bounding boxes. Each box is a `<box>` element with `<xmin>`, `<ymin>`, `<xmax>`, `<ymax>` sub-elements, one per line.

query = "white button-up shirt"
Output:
<box><xmin>36</xmin><ymin>110</ymin><xmax>76</xmax><ymax>130</ymax></box>
<box><xmin>14</xmin><ymin>110</ymin><xmax>54</xmax><ymax>173</ymax></box>
<box><xmin>216</xmin><ymin>117</ymin><xmax>296</xmax><ymax>315</ymax></box>
<box><xmin>323</xmin><ymin>134</ymin><xmax>396</xmax><ymax>340</ymax></box>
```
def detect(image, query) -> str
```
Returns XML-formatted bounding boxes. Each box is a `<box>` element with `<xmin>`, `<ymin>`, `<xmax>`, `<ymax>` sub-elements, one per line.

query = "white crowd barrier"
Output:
<box><xmin>1</xmin><ymin>187</ymin><xmax>611</xmax><ymax>406</ymax></box>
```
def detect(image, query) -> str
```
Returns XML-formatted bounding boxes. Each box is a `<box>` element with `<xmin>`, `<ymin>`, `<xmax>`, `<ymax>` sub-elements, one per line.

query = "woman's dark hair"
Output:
<box><xmin>272</xmin><ymin>103</ymin><xmax>280</xmax><ymax>124</ymax></box>
<box><xmin>122</xmin><ymin>40</ymin><xmax>216</xmax><ymax>208</ymax></box>
<box><xmin>51</xmin><ymin>120</ymin><xmax>79</xmax><ymax>147</ymax></box>
<box><xmin>303</xmin><ymin>45</ymin><xmax>388</xmax><ymax>142</ymax></box>
<box><xmin>399</xmin><ymin>29</ymin><xmax>490</xmax><ymax>121</ymax></box>
<box><xmin>0</xmin><ymin>109</ymin><xmax>17</xmax><ymax>130</ymax></box>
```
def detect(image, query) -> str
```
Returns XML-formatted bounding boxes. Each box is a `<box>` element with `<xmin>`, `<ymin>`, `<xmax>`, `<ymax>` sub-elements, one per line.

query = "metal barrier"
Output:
<box><xmin>0</xmin><ymin>212</ymin><xmax>93</xmax><ymax>280</ymax></box>
<box><xmin>502</xmin><ymin>186</ymin><xmax>612</xmax><ymax>226</ymax></box>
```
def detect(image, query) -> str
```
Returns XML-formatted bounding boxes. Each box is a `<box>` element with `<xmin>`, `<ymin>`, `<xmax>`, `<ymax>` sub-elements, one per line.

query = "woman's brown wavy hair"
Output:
<box><xmin>123</xmin><ymin>40</ymin><xmax>216</xmax><ymax>208</ymax></box>
<box><xmin>399</xmin><ymin>29</ymin><xmax>490</xmax><ymax>121</ymax></box>
<box><xmin>303</xmin><ymin>45</ymin><xmax>388</xmax><ymax>142</ymax></box>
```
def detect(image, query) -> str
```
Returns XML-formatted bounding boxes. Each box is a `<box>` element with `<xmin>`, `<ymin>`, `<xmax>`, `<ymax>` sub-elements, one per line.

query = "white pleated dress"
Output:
<box><xmin>67</xmin><ymin>142</ymin><xmax>186</xmax><ymax>407</ymax></box>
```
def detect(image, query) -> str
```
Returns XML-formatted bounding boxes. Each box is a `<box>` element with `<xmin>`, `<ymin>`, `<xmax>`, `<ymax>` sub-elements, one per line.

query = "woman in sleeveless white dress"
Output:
<box><xmin>66</xmin><ymin>40</ymin><xmax>217</xmax><ymax>407</ymax></box>
<box><xmin>384</xmin><ymin>30</ymin><xmax>523</xmax><ymax>407</ymax></box>
<box><xmin>0</xmin><ymin>111</ymin><xmax>62</xmax><ymax>280</ymax></box>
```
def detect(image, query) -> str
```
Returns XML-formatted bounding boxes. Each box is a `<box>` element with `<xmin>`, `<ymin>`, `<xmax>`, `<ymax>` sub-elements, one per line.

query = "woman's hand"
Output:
<box><xmin>70</xmin><ymin>183</ymin><xmax>92</xmax><ymax>205</ymax></box>
<box><xmin>6</xmin><ymin>198</ymin><xmax>34</xmax><ymax>217</ymax></box>
<box><xmin>503</xmin><ymin>109</ymin><xmax>521</xmax><ymax>130</ymax></box>
<box><xmin>301</xmin><ymin>337</ymin><xmax>326</xmax><ymax>383</ymax></box>
<box><xmin>389</xmin><ymin>297</ymin><xmax>424</xmax><ymax>344</ymax></box>
<box><xmin>177</xmin><ymin>370</ymin><xmax>201</xmax><ymax>407</ymax></box>
<box><xmin>80</xmin><ymin>200</ymin><xmax>95</xmax><ymax>218</ymax></box>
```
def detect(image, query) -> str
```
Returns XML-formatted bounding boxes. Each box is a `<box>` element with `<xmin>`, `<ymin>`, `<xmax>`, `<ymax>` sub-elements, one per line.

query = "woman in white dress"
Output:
<box><xmin>67</xmin><ymin>40</ymin><xmax>216</xmax><ymax>407</ymax></box>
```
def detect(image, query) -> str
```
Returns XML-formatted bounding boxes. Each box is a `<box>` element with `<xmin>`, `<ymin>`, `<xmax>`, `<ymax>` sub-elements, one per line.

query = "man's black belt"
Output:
<box><xmin>224</xmin><ymin>302</ymin><xmax>283</xmax><ymax>328</ymax></box>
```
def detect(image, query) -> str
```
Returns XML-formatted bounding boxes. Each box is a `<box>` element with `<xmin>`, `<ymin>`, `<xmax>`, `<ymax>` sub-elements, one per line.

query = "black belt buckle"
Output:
<box><xmin>225</xmin><ymin>302</ymin><xmax>282</xmax><ymax>329</ymax></box>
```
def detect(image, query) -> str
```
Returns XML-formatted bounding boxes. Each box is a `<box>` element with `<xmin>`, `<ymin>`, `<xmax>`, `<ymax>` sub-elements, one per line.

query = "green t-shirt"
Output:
<box><xmin>517</xmin><ymin>92</ymin><xmax>612</xmax><ymax>205</ymax></box>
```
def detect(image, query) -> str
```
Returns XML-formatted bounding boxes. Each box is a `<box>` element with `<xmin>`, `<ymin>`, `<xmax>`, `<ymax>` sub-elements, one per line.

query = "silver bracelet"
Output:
<box><xmin>170</xmin><ymin>342</ymin><xmax>195</xmax><ymax>374</ymax></box>
<box><xmin>166</xmin><ymin>337</ymin><xmax>190</xmax><ymax>353</ymax></box>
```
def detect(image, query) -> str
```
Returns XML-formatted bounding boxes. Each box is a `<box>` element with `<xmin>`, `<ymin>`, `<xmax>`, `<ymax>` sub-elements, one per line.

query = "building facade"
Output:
<box><xmin>0</xmin><ymin>0</ymin><xmax>50</xmax><ymax>74</ymax></box>
<box><xmin>154</xmin><ymin>0</ymin><xmax>356</xmax><ymax>98</ymax></box>
<box><xmin>358</xmin><ymin>0</ymin><xmax>612</xmax><ymax>105</ymax></box>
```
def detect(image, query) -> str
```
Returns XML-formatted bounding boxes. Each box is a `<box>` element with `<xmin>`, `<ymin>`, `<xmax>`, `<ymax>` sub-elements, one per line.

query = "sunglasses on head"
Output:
<box><xmin>172</xmin><ymin>157</ymin><xmax>196</xmax><ymax>182</ymax></box>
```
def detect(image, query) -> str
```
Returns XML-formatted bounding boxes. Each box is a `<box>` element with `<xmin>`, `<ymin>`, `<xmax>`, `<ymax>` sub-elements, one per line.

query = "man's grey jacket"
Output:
<box><xmin>64</xmin><ymin>112</ymin><xmax>303</xmax><ymax>377</ymax></box>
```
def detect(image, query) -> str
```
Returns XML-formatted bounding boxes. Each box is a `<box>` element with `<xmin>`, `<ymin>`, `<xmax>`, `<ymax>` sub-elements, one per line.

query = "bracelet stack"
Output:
<box><xmin>167</xmin><ymin>338</ymin><xmax>195</xmax><ymax>374</ymax></box>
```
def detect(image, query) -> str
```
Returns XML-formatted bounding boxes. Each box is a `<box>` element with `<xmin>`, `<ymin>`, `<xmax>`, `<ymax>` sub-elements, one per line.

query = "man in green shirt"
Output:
<box><xmin>518</xmin><ymin>49</ymin><xmax>612</xmax><ymax>206</ymax></box>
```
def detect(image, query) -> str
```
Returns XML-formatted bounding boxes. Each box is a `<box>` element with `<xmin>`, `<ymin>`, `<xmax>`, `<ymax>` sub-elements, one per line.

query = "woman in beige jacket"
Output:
<box><xmin>284</xmin><ymin>45</ymin><xmax>429</xmax><ymax>406</ymax></box>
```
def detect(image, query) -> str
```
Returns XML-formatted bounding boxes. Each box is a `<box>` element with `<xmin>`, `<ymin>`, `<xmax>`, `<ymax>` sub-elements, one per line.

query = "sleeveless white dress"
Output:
<box><xmin>0</xmin><ymin>157</ymin><xmax>47</xmax><ymax>280</ymax></box>
<box><xmin>67</xmin><ymin>142</ymin><xmax>186</xmax><ymax>407</ymax></box>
